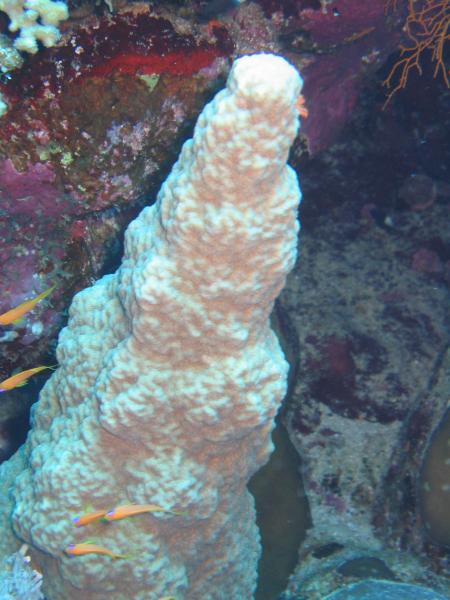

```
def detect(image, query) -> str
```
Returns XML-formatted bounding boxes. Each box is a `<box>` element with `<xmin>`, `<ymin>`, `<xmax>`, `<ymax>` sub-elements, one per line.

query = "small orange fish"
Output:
<box><xmin>0</xmin><ymin>285</ymin><xmax>55</xmax><ymax>326</ymax></box>
<box><xmin>0</xmin><ymin>365</ymin><xmax>56</xmax><ymax>393</ymax></box>
<box><xmin>295</xmin><ymin>94</ymin><xmax>309</xmax><ymax>119</ymax></box>
<box><xmin>206</xmin><ymin>18</ymin><xmax>222</xmax><ymax>34</ymax></box>
<box><xmin>72</xmin><ymin>509</ymin><xmax>108</xmax><ymax>527</ymax></box>
<box><xmin>64</xmin><ymin>542</ymin><xmax>128</xmax><ymax>560</ymax></box>
<box><xmin>104</xmin><ymin>503</ymin><xmax>185</xmax><ymax>522</ymax></box>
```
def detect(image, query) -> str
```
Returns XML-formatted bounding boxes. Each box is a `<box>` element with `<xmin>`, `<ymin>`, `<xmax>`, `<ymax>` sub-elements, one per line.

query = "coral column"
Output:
<box><xmin>10</xmin><ymin>53</ymin><xmax>303</xmax><ymax>599</ymax></box>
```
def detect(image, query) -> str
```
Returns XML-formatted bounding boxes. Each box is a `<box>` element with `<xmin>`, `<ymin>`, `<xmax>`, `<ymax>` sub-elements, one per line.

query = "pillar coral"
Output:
<box><xmin>9</xmin><ymin>53</ymin><xmax>303</xmax><ymax>599</ymax></box>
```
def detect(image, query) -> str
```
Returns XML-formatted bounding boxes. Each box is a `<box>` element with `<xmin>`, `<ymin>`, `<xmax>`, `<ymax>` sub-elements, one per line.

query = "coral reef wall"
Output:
<box><xmin>3</xmin><ymin>53</ymin><xmax>303</xmax><ymax>599</ymax></box>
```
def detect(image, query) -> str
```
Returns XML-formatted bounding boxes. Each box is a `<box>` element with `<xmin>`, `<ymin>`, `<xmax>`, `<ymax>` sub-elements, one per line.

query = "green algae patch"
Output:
<box><xmin>138</xmin><ymin>74</ymin><xmax>160</xmax><ymax>92</ymax></box>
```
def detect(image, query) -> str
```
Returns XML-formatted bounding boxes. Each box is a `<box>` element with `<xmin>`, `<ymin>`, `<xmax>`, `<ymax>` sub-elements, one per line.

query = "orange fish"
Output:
<box><xmin>104</xmin><ymin>503</ymin><xmax>185</xmax><ymax>522</ymax></box>
<box><xmin>64</xmin><ymin>542</ymin><xmax>128</xmax><ymax>560</ymax></box>
<box><xmin>207</xmin><ymin>18</ymin><xmax>222</xmax><ymax>34</ymax></box>
<box><xmin>0</xmin><ymin>285</ymin><xmax>55</xmax><ymax>326</ymax></box>
<box><xmin>0</xmin><ymin>365</ymin><xmax>56</xmax><ymax>392</ymax></box>
<box><xmin>72</xmin><ymin>509</ymin><xmax>108</xmax><ymax>527</ymax></box>
<box><xmin>295</xmin><ymin>94</ymin><xmax>309</xmax><ymax>119</ymax></box>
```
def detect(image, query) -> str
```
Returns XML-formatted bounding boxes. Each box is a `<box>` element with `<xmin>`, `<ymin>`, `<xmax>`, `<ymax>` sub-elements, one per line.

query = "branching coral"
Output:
<box><xmin>384</xmin><ymin>0</ymin><xmax>450</xmax><ymax>103</ymax></box>
<box><xmin>0</xmin><ymin>0</ymin><xmax>68</xmax><ymax>55</ymax></box>
<box><xmin>0</xmin><ymin>0</ymin><xmax>68</xmax><ymax>114</ymax></box>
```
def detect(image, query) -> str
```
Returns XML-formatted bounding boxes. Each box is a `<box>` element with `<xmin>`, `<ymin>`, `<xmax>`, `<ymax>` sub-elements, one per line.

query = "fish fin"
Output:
<box><xmin>11</xmin><ymin>317</ymin><xmax>26</xmax><ymax>326</ymax></box>
<box><xmin>15</xmin><ymin>380</ymin><xmax>29</xmax><ymax>388</ymax></box>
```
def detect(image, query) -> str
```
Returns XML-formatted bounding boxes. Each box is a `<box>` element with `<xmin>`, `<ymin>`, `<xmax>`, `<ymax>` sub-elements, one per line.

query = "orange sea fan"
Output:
<box><xmin>384</xmin><ymin>0</ymin><xmax>450</xmax><ymax>104</ymax></box>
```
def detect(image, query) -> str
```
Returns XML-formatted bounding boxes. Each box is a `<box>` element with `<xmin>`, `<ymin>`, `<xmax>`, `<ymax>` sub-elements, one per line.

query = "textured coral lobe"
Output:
<box><xmin>9</xmin><ymin>54</ymin><xmax>303</xmax><ymax>599</ymax></box>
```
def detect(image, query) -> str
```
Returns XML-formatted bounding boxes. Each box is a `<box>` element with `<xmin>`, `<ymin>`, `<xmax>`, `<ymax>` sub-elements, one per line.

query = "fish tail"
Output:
<box><xmin>35</xmin><ymin>365</ymin><xmax>57</xmax><ymax>375</ymax></box>
<box><xmin>37</xmin><ymin>285</ymin><xmax>56</xmax><ymax>302</ymax></box>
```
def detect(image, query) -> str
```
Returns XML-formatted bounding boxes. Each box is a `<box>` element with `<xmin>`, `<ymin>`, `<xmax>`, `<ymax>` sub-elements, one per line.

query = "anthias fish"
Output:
<box><xmin>0</xmin><ymin>365</ymin><xmax>56</xmax><ymax>392</ymax></box>
<box><xmin>64</xmin><ymin>542</ymin><xmax>127</xmax><ymax>560</ymax></box>
<box><xmin>105</xmin><ymin>503</ymin><xmax>185</xmax><ymax>522</ymax></box>
<box><xmin>0</xmin><ymin>285</ymin><xmax>55</xmax><ymax>326</ymax></box>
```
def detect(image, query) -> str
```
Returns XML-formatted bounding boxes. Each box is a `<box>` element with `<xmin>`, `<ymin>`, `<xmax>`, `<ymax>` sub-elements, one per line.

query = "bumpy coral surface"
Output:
<box><xmin>8</xmin><ymin>53</ymin><xmax>303</xmax><ymax>599</ymax></box>
<box><xmin>0</xmin><ymin>0</ymin><xmax>410</xmax><ymax>410</ymax></box>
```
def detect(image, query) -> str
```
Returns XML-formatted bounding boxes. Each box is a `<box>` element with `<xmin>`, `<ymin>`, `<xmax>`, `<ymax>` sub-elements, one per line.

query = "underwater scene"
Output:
<box><xmin>0</xmin><ymin>0</ymin><xmax>449</xmax><ymax>598</ymax></box>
